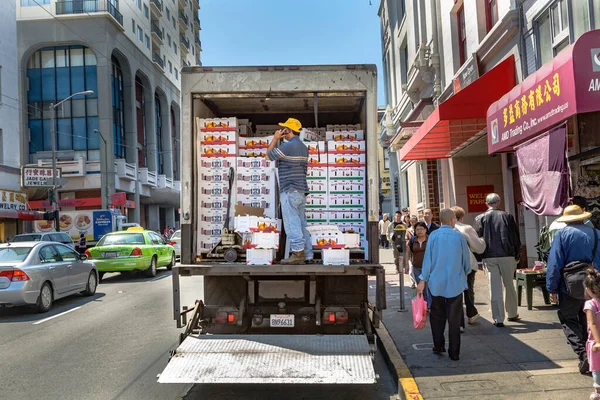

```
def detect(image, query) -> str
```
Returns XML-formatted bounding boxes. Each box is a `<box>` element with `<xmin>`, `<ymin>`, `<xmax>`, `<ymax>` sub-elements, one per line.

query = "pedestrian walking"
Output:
<box><xmin>584</xmin><ymin>268</ymin><xmax>600</xmax><ymax>398</ymax></box>
<box><xmin>405</xmin><ymin>215</ymin><xmax>419</xmax><ymax>287</ymax></box>
<box><xmin>547</xmin><ymin>205</ymin><xmax>600</xmax><ymax>375</ymax></box>
<box><xmin>387</xmin><ymin>211</ymin><xmax>406</xmax><ymax>274</ymax></box>
<box><xmin>549</xmin><ymin>196</ymin><xmax>595</xmax><ymax>243</ymax></box>
<box><xmin>417</xmin><ymin>208</ymin><xmax>471</xmax><ymax>361</ymax></box>
<box><xmin>423</xmin><ymin>209</ymin><xmax>439</xmax><ymax>235</ymax></box>
<box><xmin>408</xmin><ymin>222</ymin><xmax>430</xmax><ymax>305</ymax></box>
<box><xmin>76</xmin><ymin>233</ymin><xmax>87</xmax><ymax>255</ymax></box>
<box><xmin>474</xmin><ymin>193</ymin><xmax>522</xmax><ymax>327</ymax></box>
<box><xmin>451</xmin><ymin>206</ymin><xmax>486</xmax><ymax>328</ymax></box>
<box><xmin>266</xmin><ymin>117</ymin><xmax>313</xmax><ymax>265</ymax></box>
<box><xmin>379</xmin><ymin>214</ymin><xmax>391</xmax><ymax>248</ymax></box>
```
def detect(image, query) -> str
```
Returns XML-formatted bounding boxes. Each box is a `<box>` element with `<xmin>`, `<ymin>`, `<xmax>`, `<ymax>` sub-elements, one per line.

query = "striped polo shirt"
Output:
<box><xmin>267</xmin><ymin>136</ymin><xmax>309</xmax><ymax>193</ymax></box>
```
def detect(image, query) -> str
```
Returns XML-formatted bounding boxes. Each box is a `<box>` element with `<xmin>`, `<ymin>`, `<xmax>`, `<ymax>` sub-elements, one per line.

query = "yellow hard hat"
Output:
<box><xmin>278</xmin><ymin>118</ymin><xmax>302</xmax><ymax>133</ymax></box>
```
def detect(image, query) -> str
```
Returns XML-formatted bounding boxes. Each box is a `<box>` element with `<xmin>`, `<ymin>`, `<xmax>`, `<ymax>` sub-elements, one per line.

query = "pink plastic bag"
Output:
<box><xmin>412</xmin><ymin>294</ymin><xmax>427</xmax><ymax>329</ymax></box>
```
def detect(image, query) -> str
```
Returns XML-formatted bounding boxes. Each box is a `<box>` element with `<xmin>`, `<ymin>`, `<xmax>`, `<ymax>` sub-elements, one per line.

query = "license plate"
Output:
<box><xmin>104</xmin><ymin>252</ymin><xmax>119</xmax><ymax>258</ymax></box>
<box><xmin>269</xmin><ymin>314</ymin><xmax>294</xmax><ymax>328</ymax></box>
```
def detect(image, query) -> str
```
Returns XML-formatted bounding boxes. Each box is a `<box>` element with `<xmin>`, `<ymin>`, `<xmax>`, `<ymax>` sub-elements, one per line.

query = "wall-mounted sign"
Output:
<box><xmin>466</xmin><ymin>185</ymin><xmax>494</xmax><ymax>213</ymax></box>
<box><xmin>0</xmin><ymin>190</ymin><xmax>28</xmax><ymax>211</ymax></box>
<box><xmin>21</xmin><ymin>167</ymin><xmax>61</xmax><ymax>187</ymax></box>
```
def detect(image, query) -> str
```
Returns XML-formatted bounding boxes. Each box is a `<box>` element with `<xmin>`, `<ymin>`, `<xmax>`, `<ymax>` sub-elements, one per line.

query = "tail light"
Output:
<box><xmin>322</xmin><ymin>308</ymin><xmax>349</xmax><ymax>325</ymax></box>
<box><xmin>0</xmin><ymin>269</ymin><xmax>30</xmax><ymax>282</ymax></box>
<box><xmin>84</xmin><ymin>249</ymin><xmax>92</xmax><ymax>258</ymax></box>
<box><xmin>130</xmin><ymin>248</ymin><xmax>143</xmax><ymax>257</ymax></box>
<box><xmin>216</xmin><ymin>310</ymin><xmax>239</xmax><ymax>324</ymax></box>
<box><xmin>169</xmin><ymin>241</ymin><xmax>176</xmax><ymax>246</ymax></box>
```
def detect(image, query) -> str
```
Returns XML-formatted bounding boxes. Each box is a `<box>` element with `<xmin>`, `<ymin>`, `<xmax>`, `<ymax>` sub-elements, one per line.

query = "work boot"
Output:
<box><xmin>281</xmin><ymin>250</ymin><xmax>305</xmax><ymax>265</ymax></box>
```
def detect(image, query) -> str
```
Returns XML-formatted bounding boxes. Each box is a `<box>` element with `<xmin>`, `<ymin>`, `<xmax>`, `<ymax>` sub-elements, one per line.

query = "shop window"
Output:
<box><xmin>400</xmin><ymin>44</ymin><xmax>408</xmax><ymax>84</ymax></box>
<box><xmin>485</xmin><ymin>0</ymin><xmax>498</xmax><ymax>33</ymax></box>
<box><xmin>457</xmin><ymin>5</ymin><xmax>467</xmax><ymax>66</ymax></box>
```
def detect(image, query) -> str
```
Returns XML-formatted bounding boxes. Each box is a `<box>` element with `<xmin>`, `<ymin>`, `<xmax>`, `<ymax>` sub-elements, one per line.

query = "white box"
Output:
<box><xmin>199</xmin><ymin>223</ymin><xmax>224</xmax><ymax>236</ymax></box>
<box><xmin>199</xmin><ymin>167</ymin><xmax>233</xmax><ymax>183</ymax></box>
<box><xmin>342</xmin><ymin>233</ymin><xmax>361</xmax><ymax>249</ymax></box>
<box><xmin>329</xmin><ymin>179</ymin><xmax>366</xmax><ymax>193</ymax></box>
<box><xmin>328</xmin><ymin>166</ymin><xmax>366</xmax><ymax>179</ymax></box>
<box><xmin>236</xmin><ymin>157</ymin><xmax>274</xmax><ymax>170</ymax></box>
<box><xmin>200</xmin><ymin>158</ymin><xmax>234</xmax><ymax>168</ymax></box>
<box><xmin>200</xmin><ymin>143</ymin><xmax>237</xmax><ymax>158</ymax></box>
<box><xmin>237</xmin><ymin>167</ymin><xmax>275</xmax><ymax>184</ymax></box>
<box><xmin>327</xmin><ymin>153</ymin><xmax>366</xmax><ymax>166</ymax></box>
<box><xmin>336</xmin><ymin>222</ymin><xmax>367</xmax><ymax>238</ymax></box>
<box><xmin>199</xmin><ymin>211</ymin><xmax>226</xmax><ymax>224</ymax></box>
<box><xmin>308</xmin><ymin>179</ymin><xmax>328</xmax><ymax>194</ymax></box>
<box><xmin>198</xmin><ymin>117</ymin><xmax>237</xmax><ymax>130</ymax></box>
<box><xmin>328</xmin><ymin>210</ymin><xmax>366</xmax><ymax>222</ymax></box>
<box><xmin>238</xmin><ymin>149</ymin><xmax>268</xmax><ymax>157</ymax></box>
<box><xmin>307</xmin><ymin>165</ymin><xmax>328</xmax><ymax>179</ymax></box>
<box><xmin>238</xmin><ymin>136</ymin><xmax>273</xmax><ymax>148</ymax></box>
<box><xmin>306</xmin><ymin>210</ymin><xmax>329</xmax><ymax>224</ymax></box>
<box><xmin>328</xmin><ymin>194</ymin><xmax>366</xmax><ymax>209</ymax></box>
<box><xmin>246</xmin><ymin>248</ymin><xmax>275</xmax><ymax>265</ymax></box>
<box><xmin>199</xmin><ymin>196</ymin><xmax>231</xmax><ymax>211</ymax></box>
<box><xmin>199</xmin><ymin>130</ymin><xmax>237</xmax><ymax>144</ymax></box>
<box><xmin>198</xmin><ymin>234</ymin><xmax>221</xmax><ymax>251</ymax></box>
<box><xmin>200</xmin><ymin>182</ymin><xmax>232</xmax><ymax>196</ymax></box>
<box><xmin>242</xmin><ymin>232</ymin><xmax>280</xmax><ymax>249</ymax></box>
<box><xmin>322</xmin><ymin>248</ymin><xmax>350</xmax><ymax>265</ymax></box>
<box><xmin>311</xmin><ymin>231</ymin><xmax>345</xmax><ymax>249</ymax></box>
<box><xmin>327</xmin><ymin>141</ymin><xmax>366</xmax><ymax>153</ymax></box>
<box><xmin>234</xmin><ymin>216</ymin><xmax>281</xmax><ymax>233</ymax></box>
<box><xmin>236</xmin><ymin>184</ymin><xmax>275</xmax><ymax>197</ymax></box>
<box><xmin>305</xmin><ymin>141</ymin><xmax>327</xmax><ymax>162</ymax></box>
<box><xmin>325</xmin><ymin>130</ymin><xmax>365</xmax><ymax>141</ymax></box>
<box><xmin>306</xmin><ymin>193</ymin><xmax>328</xmax><ymax>208</ymax></box>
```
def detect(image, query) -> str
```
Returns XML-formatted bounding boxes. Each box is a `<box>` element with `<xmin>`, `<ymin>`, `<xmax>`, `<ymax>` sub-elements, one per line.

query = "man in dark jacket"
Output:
<box><xmin>387</xmin><ymin>211</ymin><xmax>406</xmax><ymax>273</ymax></box>
<box><xmin>547</xmin><ymin>205</ymin><xmax>600</xmax><ymax>375</ymax></box>
<box><xmin>474</xmin><ymin>193</ymin><xmax>521</xmax><ymax>327</ymax></box>
<box><xmin>423</xmin><ymin>209</ymin><xmax>439</xmax><ymax>235</ymax></box>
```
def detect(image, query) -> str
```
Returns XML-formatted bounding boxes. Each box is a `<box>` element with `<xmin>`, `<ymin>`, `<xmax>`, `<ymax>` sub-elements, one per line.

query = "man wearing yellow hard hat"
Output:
<box><xmin>266</xmin><ymin>118</ymin><xmax>312</xmax><ymax>265</ymax></box>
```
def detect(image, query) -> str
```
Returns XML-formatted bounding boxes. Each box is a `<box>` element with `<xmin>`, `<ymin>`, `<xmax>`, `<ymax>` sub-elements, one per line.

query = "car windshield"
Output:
<box><xmin>171</xmin><ymin>231</ymin><xmax>180</xmax><ymax>239</ymax></box>
<box><xmin>10</xmin><ymin>234</ymin><xmax>42</xmax><ymax>242</ymax></box>
<box><xmin>97</xmin><ymin>233</ymin><xmax>145</xmax><ymax>246</ymax></box>
<box><xmin>0</xmin><ymin>247</ymin><xmax>33</xmax><ymax>262</ymax></box>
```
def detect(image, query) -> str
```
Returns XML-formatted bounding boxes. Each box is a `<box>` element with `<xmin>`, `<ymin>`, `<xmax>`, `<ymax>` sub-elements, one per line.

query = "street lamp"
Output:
<box><xmin>50</xmin><ymin>90</ymin><xmax>94</xmax><ymax>232</ymax></box>
<box><xmin>93</xmin><ymin>129</ymin><xmax>111</xmax><ymax>210</ymax></box>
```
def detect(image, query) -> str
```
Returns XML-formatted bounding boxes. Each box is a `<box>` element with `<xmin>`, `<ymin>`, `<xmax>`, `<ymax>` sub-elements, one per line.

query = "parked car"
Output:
<box><xmin>86</xmin><ymin>227</ymin><xmax>176</xmax><ymax>280</ymax></box>
<box><xmin>0</xmin><ymin>242</ymin><xmax>98</xmax><ymax>312</ymax></box>
<box><xmin>10</xmin><ymin>232</ymin><xmax>74</xmax><ymax>249</ymax></box>
<box><xmin>169</xmin><ymin>230</ymin><xmax>181</xmax><ymax>261</ymax></box>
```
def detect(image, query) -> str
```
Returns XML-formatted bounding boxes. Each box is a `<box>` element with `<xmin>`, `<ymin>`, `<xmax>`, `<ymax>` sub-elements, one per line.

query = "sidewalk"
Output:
<box><xmin>374</xmin><ymin>249</ymin><xmax>592</xmax><ymax>399</ymax></box>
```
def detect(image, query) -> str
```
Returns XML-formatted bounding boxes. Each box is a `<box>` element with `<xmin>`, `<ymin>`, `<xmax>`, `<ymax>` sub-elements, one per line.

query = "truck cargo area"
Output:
<box><xmin>158</xmin><ymin>334</ymin><xmax>376</xmax><ymax>384</ymax></box>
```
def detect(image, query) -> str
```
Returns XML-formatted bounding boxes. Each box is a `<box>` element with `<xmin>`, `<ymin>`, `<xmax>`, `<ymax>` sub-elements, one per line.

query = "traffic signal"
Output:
<box><xmin>43</xmin><ymin>211</ymin><xmax>58</xmax><ymax>221</ymax></box>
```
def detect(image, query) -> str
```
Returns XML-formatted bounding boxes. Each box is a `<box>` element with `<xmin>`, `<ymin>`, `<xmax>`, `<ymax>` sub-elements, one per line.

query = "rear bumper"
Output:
<box><xmin>0</xmin><ymin>281</ymin><xmax>39</xmax><ymax>306</ymax></box>
<box><xmin>92</xmin><ymin>257</ymin><xmax>150</xmax><ymax>272</ymax></box>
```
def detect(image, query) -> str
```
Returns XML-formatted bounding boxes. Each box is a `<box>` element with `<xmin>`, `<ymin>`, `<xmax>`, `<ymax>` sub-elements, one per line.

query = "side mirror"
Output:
<box><xmin>79</xmin><ymin>254</ymin><xmax>88</xmax><ymax>261</ymax></box>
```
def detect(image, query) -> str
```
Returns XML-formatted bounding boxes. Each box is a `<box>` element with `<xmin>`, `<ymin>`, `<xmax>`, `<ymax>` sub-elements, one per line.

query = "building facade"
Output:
<box><xmin>0</xmin><ymin>0</ymin><xmax>26</xmax><ymax>241</ymax></box>
<box><xmin>16</xmin><ymin>0</ymin><xmax>202</xmax><ymax>230</ymax></box>
<box><xmin>379</xmin><ymin>0</ymin><xmax>600</xmax><ymax>267</ymax></box>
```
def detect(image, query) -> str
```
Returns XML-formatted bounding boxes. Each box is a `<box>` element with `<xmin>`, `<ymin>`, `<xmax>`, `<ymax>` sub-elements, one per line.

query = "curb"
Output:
<box><xmin>376</xmin><ymin>320</ymin><xmax>423</xmax><ymax>400</ymax></box>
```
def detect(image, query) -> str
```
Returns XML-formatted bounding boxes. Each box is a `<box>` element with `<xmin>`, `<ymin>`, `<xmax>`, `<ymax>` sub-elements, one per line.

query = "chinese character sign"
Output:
<box><xmin>21</xmin><ymin>167</ymin><xmax>61</xmax><ymax>187</ymax></box>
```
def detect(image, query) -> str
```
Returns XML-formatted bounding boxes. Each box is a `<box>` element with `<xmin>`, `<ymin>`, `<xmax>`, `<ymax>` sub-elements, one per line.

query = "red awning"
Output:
<box><xmin>399</xmin><ymin>55</ymin><xmax>516</xmax><ymax>161</ymax></box>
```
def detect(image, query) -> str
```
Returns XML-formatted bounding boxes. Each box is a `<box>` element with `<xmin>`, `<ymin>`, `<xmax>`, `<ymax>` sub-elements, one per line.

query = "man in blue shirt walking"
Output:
<box><xmin>417</xmin><ymin>208</ymin><xmax>471</xmax><ymax>361</ymax></box>
<box><xmin>266</xmin><ymin>118</ymin><xmax>312</xmax><ymax>265</ymax></box>
<box><xmin>547</xmin><ymin>205</ymin><xmax>600</xmax><ymax>375</ymax></box>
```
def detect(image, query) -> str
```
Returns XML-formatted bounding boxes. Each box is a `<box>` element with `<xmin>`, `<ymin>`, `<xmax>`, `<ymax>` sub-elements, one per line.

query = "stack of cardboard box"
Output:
<box><xmin>196</xmin><ymin>117</ymin><xmax>239</xmax><ymax>251</ymax></box>
<box><xmin>234</xmin><ymin>212</ymin><xmax>281</xmax><ymax>265</ymax></box>
<box><xmin>305</xmin><ymin>141</ymin><xmax>328</xmax><ymax>227</ymax></box>
<box><xmin>235</xmin><ymin>157</ymin><xmax>277</xmax><ymax>219</ymax></box>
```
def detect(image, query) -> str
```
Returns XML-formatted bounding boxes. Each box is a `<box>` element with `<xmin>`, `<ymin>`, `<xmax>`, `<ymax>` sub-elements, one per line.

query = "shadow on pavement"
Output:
<box><xmin>99</xmin><ymin>269</ymin><xmax>172</xmax><ymax>284</ymax></box>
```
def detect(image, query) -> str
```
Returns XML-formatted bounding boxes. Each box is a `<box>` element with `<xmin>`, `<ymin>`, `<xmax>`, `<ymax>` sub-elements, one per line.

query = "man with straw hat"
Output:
<box><xmin>547</xmin><ymin>205</ymin><xmax>600</xmax><ymax>375</ymax></box>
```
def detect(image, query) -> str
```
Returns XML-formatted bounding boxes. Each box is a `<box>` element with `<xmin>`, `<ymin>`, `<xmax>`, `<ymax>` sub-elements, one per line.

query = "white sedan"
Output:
<box><xmin>0</xmin><ymin>242</ymin><xmax>98</xmax><ymax>313</ymax></box>
<box><xmin>169</xmin><ymin>230</ymin><xmax>181</xmax><ymax>261</ymax></box>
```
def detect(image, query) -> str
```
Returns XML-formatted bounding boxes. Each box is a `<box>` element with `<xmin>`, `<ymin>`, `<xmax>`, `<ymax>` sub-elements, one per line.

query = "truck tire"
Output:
<box><xmin>145</xmin><ymin>256</ymin><xmax>157</xmax><ymax>278</ymax></box>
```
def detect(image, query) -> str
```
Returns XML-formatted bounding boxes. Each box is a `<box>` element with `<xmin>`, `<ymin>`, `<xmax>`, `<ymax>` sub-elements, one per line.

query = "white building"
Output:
<box><xmin>16</xmin><ymin>0</ymin><xmax>202</xmax><ymax>229</ymax></box>
<box><xmin>0</xmin><ymin>0</ymin><xmax>24</xmax><ymax>241</ymax></box>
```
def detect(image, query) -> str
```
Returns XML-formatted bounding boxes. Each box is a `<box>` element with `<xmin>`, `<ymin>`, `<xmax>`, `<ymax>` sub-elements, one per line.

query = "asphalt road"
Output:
<box><xmin>0</xmin><ymin>267</ymin><xmax>397</xmax><ymax>400</ymax></box>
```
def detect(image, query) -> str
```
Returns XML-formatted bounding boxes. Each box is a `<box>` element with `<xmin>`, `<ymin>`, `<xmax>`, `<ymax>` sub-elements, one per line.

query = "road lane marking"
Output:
<box><xmin>32</xmin><ymin>306</ymin><xmax>81</xmax><ymax>325</ymax></box>
<box><xmin>149</xmin><ymin>273</ymin><xmax>171</xmax><ymax>281</ymax></box>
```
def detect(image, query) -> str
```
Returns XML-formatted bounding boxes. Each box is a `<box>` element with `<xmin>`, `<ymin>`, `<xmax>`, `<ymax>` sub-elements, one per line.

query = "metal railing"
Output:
<box><xmin>152</xmin><ymin>52</ymin><xmax>164</xmax><ymax>69</ymax></box>
<box><xmin>178</xmin><ymin>10</ymin><xmax>189</xmax><ymax>26</ymax></box>
<box><xmin>150</xmin><ymin>0</ymin><xmax>163</xmax><ymax>13</ymax></box>
<box><xmin>195</xmin><ymin>36</ymin><xmax>201</xmax><ymax>48</ymax></box>
<box><xmin>56</xmin><ymin>0</ymin><xmax>123</xmax><ymax>26</ymax></box>
<box><xmin>180</xmin><ymin>35</ymin><xmax>190</xmax><ymax>50</ymax></box>
<box><xmin>151</xmin><ymin>21</ymin><xmax>163</xmax><ymax>40</ymax></box>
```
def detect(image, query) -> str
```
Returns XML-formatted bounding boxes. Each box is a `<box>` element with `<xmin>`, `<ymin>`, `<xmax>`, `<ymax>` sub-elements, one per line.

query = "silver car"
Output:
<box><xmin>0</xmin><ymin>242</ymin><xmax>98</xmax><ymax>313</ymax></box>
<box><xmin>169</xmin><ymin>230</ymin><xmax>181</xmax><ymax>260</ymax></box>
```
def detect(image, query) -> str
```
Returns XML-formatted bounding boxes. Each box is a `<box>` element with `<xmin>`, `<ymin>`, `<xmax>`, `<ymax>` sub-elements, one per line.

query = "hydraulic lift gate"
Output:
<box><xmin>158</xmin><ymin>334</ymin><xmax>377</xmax><ymax>384</ymax></box>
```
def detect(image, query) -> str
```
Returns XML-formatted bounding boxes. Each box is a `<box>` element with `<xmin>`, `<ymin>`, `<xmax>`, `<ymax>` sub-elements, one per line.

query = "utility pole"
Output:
<box><xmin>50</xmin><ymin>90</ymin><xmax>95</xmax><ymax>231</ymax></box>
<box><xmin>94</xmin><ymin>129</ymin><xmax>111</xmax><ymax>209</ymax></box>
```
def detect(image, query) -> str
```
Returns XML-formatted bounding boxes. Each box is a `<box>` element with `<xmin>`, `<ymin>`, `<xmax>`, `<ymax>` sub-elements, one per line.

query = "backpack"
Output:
<box><xmin>562</xmin><ymin>228</ymin><xmax>598</xmax><ymax>300</ymax></box>
<box><xmin>535</xmin><ymin>225</ymin><xmax>552</xmax><ymax>262</ymax></box>
<box><xmin>409</xmin><ymin>235</ymin><xmax>416</xmax><ymax>253</ymax></box>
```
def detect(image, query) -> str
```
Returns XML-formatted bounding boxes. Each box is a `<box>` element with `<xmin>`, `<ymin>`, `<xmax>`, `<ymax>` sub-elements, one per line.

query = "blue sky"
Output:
<box><xmin>199</xmin><ymin>0</ymin><xmax>385</xmax><ymax>105</ymax></box>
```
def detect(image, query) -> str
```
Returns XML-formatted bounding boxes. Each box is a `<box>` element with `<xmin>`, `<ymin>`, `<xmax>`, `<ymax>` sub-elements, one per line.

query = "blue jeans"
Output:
<box><xmin>280</xmin><ymin>191</ymin><xmax>313</xmax><ymax>259</ymax></box>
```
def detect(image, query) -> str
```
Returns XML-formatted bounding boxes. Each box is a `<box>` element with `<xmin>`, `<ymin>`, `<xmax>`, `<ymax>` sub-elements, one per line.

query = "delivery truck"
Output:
<box><xmin>34</xmin><ymin>209</ymin><xmax>128</xmax><ymax>246</ymax></box>
<box><xmin>160</xmin><ymin>65</ymin><xmax>386</xmax><ymax>385</ymax></box>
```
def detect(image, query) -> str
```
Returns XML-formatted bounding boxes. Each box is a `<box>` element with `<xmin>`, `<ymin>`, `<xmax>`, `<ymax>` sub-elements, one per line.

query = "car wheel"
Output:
<box><xmin>145</xmin><ymin>256</ymin><xmax>157</xmax><ymax>278</ymax></box>
<box><xmin>98</xmin><ymin>272</ymin><xmax>105</xmax><ymax>282</ymax></box>
<box><xmin>82</xmin><ymin>271</ymin><xmax>97</xmax><ymax>296</ymax></box>
<box><xmin>167</xmin><ymin>253</ymin><xmax>175</xmax><ymax>271</ymax></box>
<box><xmin>36</xmin><ymin>282</ymin><xmax>53</xmax><ymax>313</ymax></box>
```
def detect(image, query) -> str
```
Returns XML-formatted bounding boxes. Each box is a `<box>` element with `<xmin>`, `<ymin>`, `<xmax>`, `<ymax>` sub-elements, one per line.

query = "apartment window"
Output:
<box><xmin>137</xmin><ymin>26</ymin><xmax>143</xmax><ymax>42</ymax></box>
<box><xmin>572</xmin><ymin>1</ymin><xmax>591</xmax><ymax>40</ymax></box>
<box><xmin>143</xmin><ymin>4</ymin><xmax>149</xmax><ymax>18</ymax></box>
<box><xmin>166</xmin><ymin>8</ymin><xmax>171</xmax><ymax>20</ymax></box>
<box><xmin>132</xmin><ymin>19</ymin><xmax>135</xmax><ymax>34</ymax></box>
<box><xmin>21</xmin><ymin>0</ymin><xmax>50</xmax><ymax>5</ymax></box>
<box><xmin>192</xmin><ymin>45</ymin><xmax>194</xmax><ymax>55</ymax></box>
<box><xmin>485</xmin><ymin>0</ymin><xmax>498</xmax><ymax>32</ymax></box>
<box><xmin>383</xmin><ymin>148</ymin><xmax>390</xmax><ymax>170</ymax></box>
<box><xmin>457</xmin><ymin>5</ymin><xmax>467</xmax><ymax>66</ymax></box>
<box><xmin>145</xmin><ymin>34</ymin><xmax>150</xmax><ymax>49</ymax></box>
<box><xmin>174</xmin><ymin>43</ymin><xmax>177</xmax><ymax>55</ymax></box>
<box><xmin>167</xmin><ymin>34</ymin><xmax>171</xmax><ymax>46</ymax></box>
<box><xmin>172</xmin><ymin>16</ymin><xmax>176</xmax><ymax>29</ymax></box>
<box><xmin>175</xmin><ymin>69</ymin><xmax>178</xmax><ymax>80</ymax></box>
<box><xmin>400</xmin><ymin>44</ymin><xmax>408</xmax><ymax>84</ymax></box>
<box><xmin>397</xmin><ymin>0</ymin><xmax>406</xmax><ymax>22</ymax></box>
<box><xmin>168</xmin><ymin>61</ymin><xmax>172</xmax><ymax>73</ymax></box>
<box><xmin>136</xmin><ymin>0</ymin><xmax>141</xmax><ymax>10</ymax></box>
<box><xmin>536</xmin><ymin>0</ymin><xmax>569</xmax><ymax>66</ymax></box>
